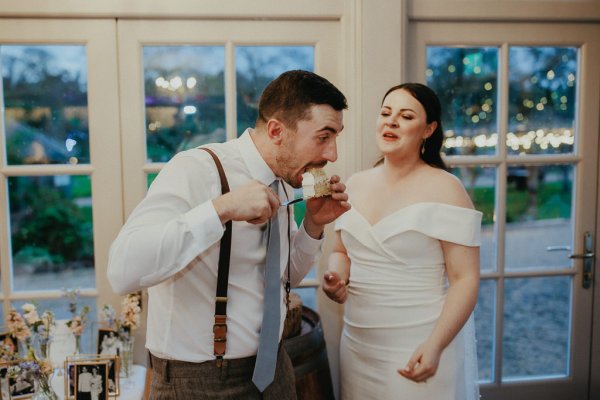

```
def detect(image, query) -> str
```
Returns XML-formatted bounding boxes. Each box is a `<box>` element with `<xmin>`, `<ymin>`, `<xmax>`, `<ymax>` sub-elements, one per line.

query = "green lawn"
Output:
<box><xmin>470</xmin><ymin>181</ymin><xmax>571</xmax><ymax>226</ymax></box>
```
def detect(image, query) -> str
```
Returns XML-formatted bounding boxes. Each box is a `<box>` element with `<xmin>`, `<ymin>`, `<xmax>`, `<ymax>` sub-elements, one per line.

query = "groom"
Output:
<box><xmin>108</xmin><ymin>69</ymin><xmax>350</xmax><ymax>399</ymax></box>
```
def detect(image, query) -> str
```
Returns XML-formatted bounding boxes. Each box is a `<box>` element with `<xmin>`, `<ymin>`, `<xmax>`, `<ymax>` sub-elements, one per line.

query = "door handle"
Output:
<box><xmin>569</xmin><ymin>252</ymin><xmax>595</xmax><ymax>259</ymax></box>
<box><xmin>568</xmin><ymin>232</ymin><xmax>595</xmax><ymax>289</ymax></box>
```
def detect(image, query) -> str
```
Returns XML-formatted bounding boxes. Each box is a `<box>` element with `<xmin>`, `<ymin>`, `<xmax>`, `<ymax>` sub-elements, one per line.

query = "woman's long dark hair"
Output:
<box><xmin>375</xmin><ymin>83</ymin><xmax>447</xmax><ymax>171</ymax></box>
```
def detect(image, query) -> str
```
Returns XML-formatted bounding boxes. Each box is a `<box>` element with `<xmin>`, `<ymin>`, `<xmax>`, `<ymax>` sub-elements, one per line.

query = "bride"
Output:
<box><xmin>322</xmin><ymin>83</ymin><xmax>481</xmax><ymax>400</ymax></box>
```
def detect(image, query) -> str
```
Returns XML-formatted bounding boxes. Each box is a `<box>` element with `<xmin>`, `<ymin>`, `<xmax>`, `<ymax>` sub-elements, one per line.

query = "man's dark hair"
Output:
<box><xmin>257</xmin><ymin>70</ymin><xmax>347</xmax><ymax>129</ymax></box>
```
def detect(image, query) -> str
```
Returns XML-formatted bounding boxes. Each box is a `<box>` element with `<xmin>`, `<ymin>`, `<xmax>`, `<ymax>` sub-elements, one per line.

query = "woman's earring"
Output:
<box><xmin>421</xmin><ymin>139</ymin><xmax>426</xmax><ymax>155</ymax></box>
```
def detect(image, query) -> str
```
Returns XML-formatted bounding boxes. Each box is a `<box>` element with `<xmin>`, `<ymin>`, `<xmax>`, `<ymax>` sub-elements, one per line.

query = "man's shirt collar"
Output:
<box><xmin>238</xmin><ymin>128</ymin><xmax>277</xmax><ymax>186</ymax></box>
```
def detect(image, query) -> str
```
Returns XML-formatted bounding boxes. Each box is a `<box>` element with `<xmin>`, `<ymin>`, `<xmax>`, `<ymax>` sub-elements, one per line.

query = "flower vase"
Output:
<box><xmin>20</xmin><ymin>341</ymin><xmax>33</xmax><ymax>358</ymax></box>
<box><xmin>39</xmin><ymin>341</ymin><xmax>51</xmax><ymax>360</ymax></box>
<box><xmin>32</xmin><ymin>372</ymin><xmax>59</xmax><ymax>400</ymax></box>
<box><xmin>32</xmin><ymin>384</ymin><xmax>59</xmax><ymax>400</ymax></box>
<box><xmin>74</xmin><ymin>335</ymin><xmax>81</xmax><ymax>355</ymax></box>
<box><xmin>119</xmin><ymin>337</ymin><xmax>135</xmax><ymax>379</ymax></box>
<box><xmin>32</xmin><ymin>390</ymin><xmax>59</xmax><ymax>400</ymax></box>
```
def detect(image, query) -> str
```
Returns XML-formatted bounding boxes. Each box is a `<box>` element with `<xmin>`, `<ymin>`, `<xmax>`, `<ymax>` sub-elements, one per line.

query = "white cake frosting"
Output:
<box><xmin>302</xmin><ymin>171</ymin><xmax>316</xmax><ymax>198</ymax></box>
<box><xmin>301</xmin><ymin>168</ymin><xmax>332</xmax><ymax>199</ymax></box>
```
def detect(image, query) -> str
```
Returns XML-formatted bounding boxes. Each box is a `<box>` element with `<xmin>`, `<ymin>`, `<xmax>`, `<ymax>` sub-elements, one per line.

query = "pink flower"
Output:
<box><xmin>120</xmin><ymin>294</ymin><xmax>141</xmax><ymax>330</ymax></box>
<box><xmin>22</xmin><ymin>303</ymin><xmax>41</xmax><ymax>326</ymax></box>
<box><xmin>7</xmin><ymin>309</ymin><xmax>31</xmax><ymax>342</ymax></box>
<box><xmin>67</xmin><ymin>316</ymin><xmax>84</xmax><ymax>336</ymax></box>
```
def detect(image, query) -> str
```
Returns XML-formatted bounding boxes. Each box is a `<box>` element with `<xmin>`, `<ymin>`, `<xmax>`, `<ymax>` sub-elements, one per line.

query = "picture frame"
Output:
<box><xmin>0</xmin><ymin>360</ymin><xmax>20</xmax><ymax>400</ymax></box>
<box><xmin>0</xmin><ymin>334</ymin><xmax>18</xmax><ymax>360</ymax></box>
<box><xmin>73</xmin><ymin>360</ymin><xmax>109</xmax><ymax>400</ymax></box>
<box><xmin>102</xmin><ymin>357</ymin><xmax>119</xmax><ymax>397</ymax></box>
<box><xmin>1</xmin><ymin>360</ymin><xmax>34</xmax><ymax>400</ymax></box>
<box><xmin>64</xmin><ymin>362</ymin><xmax>75</xmax><ymax>400</ymax></box>
<box><xmin>66</xmin><ymin>354</ymin><xmax>120</xmax><ymax>397</ymax></box>
<box><xmin>96</xmin><ymin>329</ymin><xmax>120</xmax><ymax>357</ymax></box>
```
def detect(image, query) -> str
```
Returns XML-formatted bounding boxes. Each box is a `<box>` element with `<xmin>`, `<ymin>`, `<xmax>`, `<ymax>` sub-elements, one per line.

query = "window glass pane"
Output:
<box><xmin>452</xmin><ymin>166</ymin><xmax>496</xmax><ymax>271</ymax></box>
<box><xmin>426</xmin><ymin>47</ymin><xmax>499</xmax><ymax>156</ymax></box>
<box><xmin>502</xmin><ymin>276</ymin><xmax>571</xmax><ymax>379</ymax></box>
<box><xmin>475</xmin><ymin>279</ymin><xmax>496</xmax><ymax>382</ymax></box>
<box><xmin>292</xmin><ymin>287</ymin><xmax>317</xmax><ymax>312</ymax></box>
<box><xmin>1</xmin><ymin>45</ymin><xmax>89</xmax><ymax>165</ymax></box>
<box><xmin>147</xmin><ymin>172</ymin><xmax>158</xmax><ymax>188</ymax></box>
<box><xmin>235</xmin><ymin>46</ymin><xmax>314</xmax><ymax>136</ymax></box>
<box><xmin>505</xmin><ymin>164</ymin><xmax>573</xmax><ymax>270</ymax></box>
<box><xmin>143</xmin><ymin>46</ymin><xmax>225</xmax><ymax>162</ymax></box>
<box><xmin>507</xmin><ymin>47</ymin><xmax>577</xmax><ymax>155</ymax></box>
<box><xmin>283</xmin><ymin>187</ymin><xmax>306</xmax><ymax>227</ymax></box>
<box><xmin>8</xmin><ymin>175</ymin><xmax>95</xmax><ymax>291</ymax></box>
<box><xmin>293</xmin><ymin>202</ymin><xmax>306</xmax><ymax>228</ymax></box>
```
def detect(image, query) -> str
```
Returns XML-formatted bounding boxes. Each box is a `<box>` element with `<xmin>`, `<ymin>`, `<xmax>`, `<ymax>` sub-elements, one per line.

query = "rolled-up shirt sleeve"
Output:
<box><xmin>107</xmin><ymin>152</ymin><xmax>224</xmax><ymax>295</ymax></box>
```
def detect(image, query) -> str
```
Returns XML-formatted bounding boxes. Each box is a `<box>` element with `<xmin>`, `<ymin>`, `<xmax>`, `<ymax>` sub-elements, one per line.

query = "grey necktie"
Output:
<box><xmin>252</xmin><ymin>180</ymin><xmax>281</xmax><ymax>392</ymax></box>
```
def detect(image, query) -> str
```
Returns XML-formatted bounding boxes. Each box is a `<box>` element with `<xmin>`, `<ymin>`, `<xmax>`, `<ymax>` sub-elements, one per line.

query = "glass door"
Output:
<box><xmin>408</xmin><ymin>22</ymin><xmax>600</xmax><ymax>399</ymax></box>
<box><xmin>116</xmin><ymin>17</ymin><xmax>346</xmax><ymax>356</ymax></box>
<box><xmin>0</xmin><ymin>19</ymin><xmax>123</xmax><ymax>353</ymax></box>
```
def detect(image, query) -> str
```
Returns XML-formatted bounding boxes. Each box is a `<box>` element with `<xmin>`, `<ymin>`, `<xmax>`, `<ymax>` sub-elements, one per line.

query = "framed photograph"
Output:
<box><xmin>67</xmin><ymin>354</ymin><xmax>120</xmax><ymax>397</ymax></box>
<box><xmin>0</xmin><ymin>361</ymin><xmax>18</xmax><ymax>400</ymax></box>
<box><xmin>73</xmin><ymin>361</ymin><xmax>109</xmax><ymax>400</ymax></box>
<box><xmin>97</xmin><ymin>329</ymin><xmax>120</xmax><ymax>357</ymax></box>
<box><xmin>6</xmin><ymin>363</ymin><xmax>34</xmax><ymax>400</ymax></box>
<box><xmin>102</xmin><ymin>357</ymin><xmax>119</xmax><ymax>397</ymax></box>
<box><xmin>0</xmin><ymin>334</ymin><xmax>18</xmax><ymax>360</ymax></box>
<box><xmin>64</xmin><ymin>362</ymin><xmax>75</xmax><ymax>400</ymax></box>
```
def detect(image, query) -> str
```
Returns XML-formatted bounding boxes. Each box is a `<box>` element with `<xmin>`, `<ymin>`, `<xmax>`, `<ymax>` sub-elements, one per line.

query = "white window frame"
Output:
<box><xmin>407</xmin><ymin>20</ymin><xmax>600</xmax><ymax>400</ymax></box>
<box><xmin>0</xmin><ymin>19</ymin><xmax>123</xmax><ymax>315</ymax></box>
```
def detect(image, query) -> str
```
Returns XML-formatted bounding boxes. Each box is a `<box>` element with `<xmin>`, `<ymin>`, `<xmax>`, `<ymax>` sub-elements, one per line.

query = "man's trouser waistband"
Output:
<box><xmin>149</xmin><ymin>353</ymin><xmax>258</xmax><ymax>380</ymax></box>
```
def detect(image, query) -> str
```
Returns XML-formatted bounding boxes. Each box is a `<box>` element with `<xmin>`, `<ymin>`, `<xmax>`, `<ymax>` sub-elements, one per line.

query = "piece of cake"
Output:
<box><xmin>301</xmin><ymin>168</ymin><xmax>332</xmax><ymax>199</ymax></box>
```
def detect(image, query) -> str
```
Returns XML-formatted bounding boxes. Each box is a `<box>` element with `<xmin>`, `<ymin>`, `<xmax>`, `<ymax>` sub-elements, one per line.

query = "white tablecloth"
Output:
<box><xmin>51</xmin><ymin>364</ymin><xmax>146</xmax><ymax>399</ymax></box>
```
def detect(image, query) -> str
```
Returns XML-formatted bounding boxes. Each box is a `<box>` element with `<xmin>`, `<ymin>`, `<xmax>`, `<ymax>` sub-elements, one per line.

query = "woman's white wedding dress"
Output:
<box><xmin>336</xmin><ymin>202</ymin><xmax>482</xmax><ymax>400</ymax></box>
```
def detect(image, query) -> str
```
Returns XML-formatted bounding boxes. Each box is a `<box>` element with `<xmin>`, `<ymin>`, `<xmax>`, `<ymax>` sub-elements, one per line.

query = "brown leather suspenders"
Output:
<box><xmin>199</xmin><ymin>146</ymin><xmax>293</xmax><ymax>365</ymax></box>
<box><xmin>199</xmin><ymin>147</ymin><xmax>231</xmax><ymax>364</ymax></box>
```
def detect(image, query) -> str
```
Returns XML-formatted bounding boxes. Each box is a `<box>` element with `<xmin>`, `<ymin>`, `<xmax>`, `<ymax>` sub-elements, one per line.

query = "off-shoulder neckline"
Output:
<box><xmin>349</xmin><ymin>201</ymin><xmax>481</xmax><ymax>228</ymax></box>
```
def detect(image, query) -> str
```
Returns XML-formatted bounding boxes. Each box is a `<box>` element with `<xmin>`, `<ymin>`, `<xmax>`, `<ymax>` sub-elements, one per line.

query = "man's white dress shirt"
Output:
<box><xmin>107</xmin><ymin>129</ymin><xmax>322</xmax><ymax>362</ymax></box>
<box><xmin>78</xmin><ymin>371</ymin><xmax>92</xmax><ymax>392</ymax></box>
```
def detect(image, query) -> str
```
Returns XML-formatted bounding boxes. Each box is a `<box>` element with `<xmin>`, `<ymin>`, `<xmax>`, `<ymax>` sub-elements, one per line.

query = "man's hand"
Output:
<box><xmin>303</xmin><ymin>175</ymin><xmax>350</xmax><ymax>238</ymax></box>
<box><xmin>322</xmin><ymin>270</ymin><xmax>348</xmax><ymax>303</ymax></box>
<box><xmin>212</xmin><ymin>180</ymin><xmax>280</xmax><ymax>225</ymax></box>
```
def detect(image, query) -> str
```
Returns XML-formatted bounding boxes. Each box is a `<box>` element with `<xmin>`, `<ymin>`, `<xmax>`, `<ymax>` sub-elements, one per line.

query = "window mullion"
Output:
<box><xmin>225</xmin><ymin>40</ymin><xmax>237</xmax><ymax>140</ymax></box>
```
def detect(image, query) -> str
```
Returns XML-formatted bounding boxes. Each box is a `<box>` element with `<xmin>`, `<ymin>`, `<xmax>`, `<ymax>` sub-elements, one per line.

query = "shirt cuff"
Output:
<box><xmin>294</xmin><ymin>221</ymin><xmax>324</xmax><ymax>254</ymax></box>
<box><xmin>184</xmin><ymin>200</ymin><xmax>225</xmax><ymax>245</ymax></box>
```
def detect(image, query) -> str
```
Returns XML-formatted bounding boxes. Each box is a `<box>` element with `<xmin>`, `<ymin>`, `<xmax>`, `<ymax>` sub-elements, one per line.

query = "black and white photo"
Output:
<box><xmin>8</xmin><ymin>368</ymin><xmax>34</xmax><ymax>399</ymax></box>
<box><xmin>0</xmin><ymin>362</ymin><xmax>13</xmax><ymax>400</ymax></box>
<box><xmin>74</xmin><ymin>362</ymin><xmax>108</xmax><ymax>400</ymax></box>
<box><xmin>97</xmin><ymin>329</ymin><xmax>119</xmax><ymax>357</ymax></box>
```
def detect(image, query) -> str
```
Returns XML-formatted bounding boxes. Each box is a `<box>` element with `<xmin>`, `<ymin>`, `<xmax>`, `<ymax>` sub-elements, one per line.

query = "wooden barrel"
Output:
<box><xmin>283</xmin><ymin>306</ymin><xmax>335</xmax><ymax>400</ymax></box>
<box><xmin>282</xmin><ymin>292</ymin><xmax>303</xmax><ymax>339</ymax></box>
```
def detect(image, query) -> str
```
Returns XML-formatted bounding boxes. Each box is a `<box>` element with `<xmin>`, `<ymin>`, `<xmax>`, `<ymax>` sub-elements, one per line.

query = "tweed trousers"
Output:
<box><xmin>148</xmin><ymin>346</ymin><xmax>297</xmax><ymax>400</ymax></box>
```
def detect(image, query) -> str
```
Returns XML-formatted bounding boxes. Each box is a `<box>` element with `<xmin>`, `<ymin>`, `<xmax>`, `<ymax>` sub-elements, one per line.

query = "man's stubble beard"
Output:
<box><xmin>275</xmin><ymin>136</ymin><xmax>303</xmax><ymax>188</ymax></box>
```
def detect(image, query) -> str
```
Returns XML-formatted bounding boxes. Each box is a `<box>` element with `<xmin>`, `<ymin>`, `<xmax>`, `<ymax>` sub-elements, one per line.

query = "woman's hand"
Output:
<box><xmin>322</xmin><ymin>270</ymin><xmax>348</xmax><ymax>303</ymax></box>
<box><xmin>398</xmin><ymin>340</ymin><xmax>443</xmax><ymax>383</ymax></box>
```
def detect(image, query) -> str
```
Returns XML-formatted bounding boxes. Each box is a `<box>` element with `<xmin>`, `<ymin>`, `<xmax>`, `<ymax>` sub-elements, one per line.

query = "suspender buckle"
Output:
<box><xmin>213</xmin><ymin>314</ymin><xmax>228</xmax><ymax>359</ymax></box>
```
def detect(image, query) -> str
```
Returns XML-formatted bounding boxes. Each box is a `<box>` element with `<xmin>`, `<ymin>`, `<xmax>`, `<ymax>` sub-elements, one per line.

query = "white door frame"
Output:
<box><xmin>407</xmin><ymin>21</ymin><xmax>600</xmax><ymax>399</ymax></box>
<box><xmin>0</xmin><ymin>18</ymin><xmax>123</xmax><ymax>311</ymax></box>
